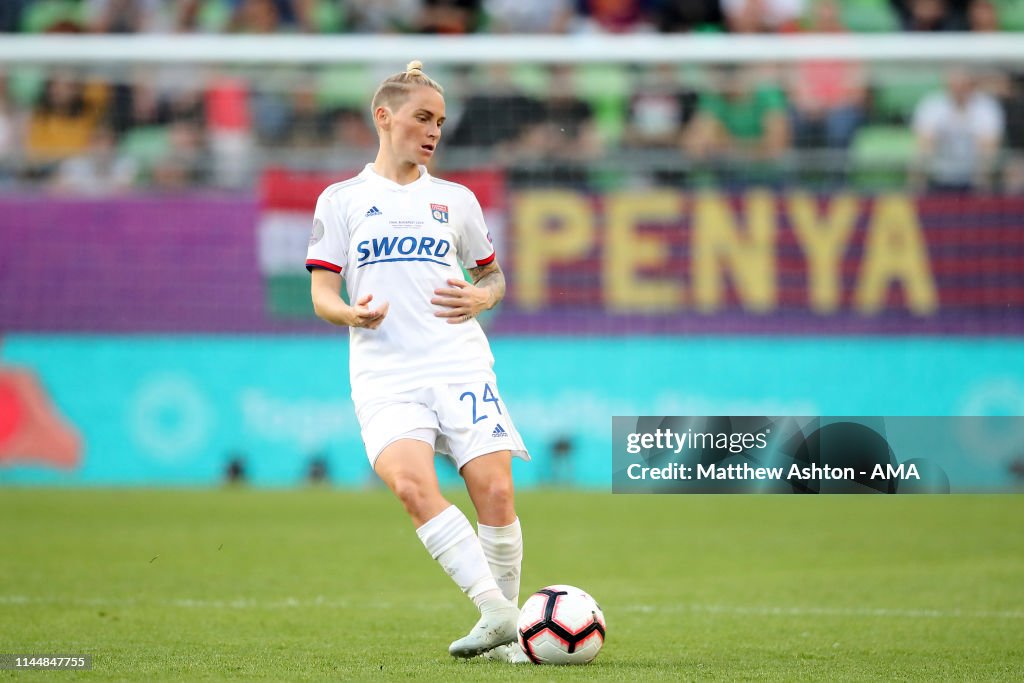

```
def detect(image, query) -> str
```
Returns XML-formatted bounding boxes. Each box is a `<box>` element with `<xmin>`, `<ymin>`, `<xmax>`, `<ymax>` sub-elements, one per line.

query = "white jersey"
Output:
<box><xmin>912</xmin><ymin>91</ymin><xmax>1004</xmax><ymax>184</ymax></box>
<box><xmin>306</xmin><ymin>163</ymin><xmax>498</xmax><ymax>403</ymax></box>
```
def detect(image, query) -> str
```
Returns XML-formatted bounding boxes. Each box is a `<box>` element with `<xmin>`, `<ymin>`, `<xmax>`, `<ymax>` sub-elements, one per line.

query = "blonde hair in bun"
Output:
<box><xmin>371</xmin><ymin>59</ymin><xmax>444</xmax><ymax>114</ymax></box>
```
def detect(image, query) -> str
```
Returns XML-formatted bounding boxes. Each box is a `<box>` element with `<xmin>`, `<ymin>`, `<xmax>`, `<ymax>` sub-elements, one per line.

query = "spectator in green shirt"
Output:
<box><xmin>684</xmin><ymin>65</ymin><xmax>791</xmax><ymax>166</ymax></box>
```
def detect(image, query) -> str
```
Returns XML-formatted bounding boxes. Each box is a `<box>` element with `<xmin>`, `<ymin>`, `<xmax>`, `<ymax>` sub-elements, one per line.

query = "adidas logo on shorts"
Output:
<box><xmin>365</xmin><ymin>206</ymin><xmax>383</xmax><ymax>217</ymax></box>
<box><xmin>492</xmin><ymin>424</ymin><xmax>507</xmax><ymax>438</ymax></box>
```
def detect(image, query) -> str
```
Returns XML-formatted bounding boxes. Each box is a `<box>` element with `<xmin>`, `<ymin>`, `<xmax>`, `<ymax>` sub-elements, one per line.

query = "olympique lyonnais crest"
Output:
<box><xmin>430</xmin><ymin>203</ymin><xmax>449</xmax><ymax>224</ymax></box>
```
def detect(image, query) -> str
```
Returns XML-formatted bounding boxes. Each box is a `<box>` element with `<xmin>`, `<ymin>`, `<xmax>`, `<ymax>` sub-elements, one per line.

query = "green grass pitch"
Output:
<box><xmin>1</xmin><ymin>489</ymin><xmax>1022</xmax><ymax>681</ymax></box>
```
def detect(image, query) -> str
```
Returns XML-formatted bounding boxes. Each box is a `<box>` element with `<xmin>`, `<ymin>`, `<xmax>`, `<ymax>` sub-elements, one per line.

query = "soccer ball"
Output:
<box><xmin>517</xmin><ymin>584</ymin><xmax>606</xmax><ymax>665</ymax></box>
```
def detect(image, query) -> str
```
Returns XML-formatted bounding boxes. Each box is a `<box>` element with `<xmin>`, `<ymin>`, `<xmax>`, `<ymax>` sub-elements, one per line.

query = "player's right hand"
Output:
<box><xmin>349</xmin><ymin>293</ymin><xmax>389</xmax><ymax>329</ymax></box>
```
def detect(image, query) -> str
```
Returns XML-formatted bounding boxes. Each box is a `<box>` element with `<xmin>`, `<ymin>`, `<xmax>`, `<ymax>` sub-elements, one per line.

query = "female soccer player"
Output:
<box><xmin>306</xmin><ymin>61</ymin><xmax>529</xmax><ymax>662</ymax></box>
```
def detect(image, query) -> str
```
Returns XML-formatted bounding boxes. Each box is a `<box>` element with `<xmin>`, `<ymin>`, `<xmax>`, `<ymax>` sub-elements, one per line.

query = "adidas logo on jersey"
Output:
<box><xmin>492</xmin><ymin>424</ymin><xmax>507</xmax><ymax>438</ymax></box>
<box><xmin>365</xmin><ymin>206</ymin><xmax>383</xmax><ymax>217</ymax></box>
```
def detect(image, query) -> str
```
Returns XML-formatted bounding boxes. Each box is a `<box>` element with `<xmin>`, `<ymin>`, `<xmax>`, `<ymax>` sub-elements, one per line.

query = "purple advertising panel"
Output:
<box><xmin>1</xmin><ymin>187</ymin><xmax>1022</xmax><ymax>335</ymax></box>
<box><xmin>0</xmin><ymin>195</ymin><xmax>319</xmax><ymax>334</ymax></box>
<box><xmin>494</xmin><ymin>190</ymin><xmax>1024</xmax><ymax>335</ymax></box>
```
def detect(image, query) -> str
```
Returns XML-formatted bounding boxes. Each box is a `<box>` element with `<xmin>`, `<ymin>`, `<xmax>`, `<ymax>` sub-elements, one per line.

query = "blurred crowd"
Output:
<box><xmin>0</xmin><ymin>0</ymin><xmax>1023</xmax><ymax>194</ymax></box>
<box><xmin>1</xmin><ymin>0</ymin><xmax>1022</xmax><ymax>35</ymax></box>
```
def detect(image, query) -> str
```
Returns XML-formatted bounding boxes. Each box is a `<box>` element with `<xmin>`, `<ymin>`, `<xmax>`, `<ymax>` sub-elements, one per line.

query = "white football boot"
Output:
<box><xmin>481</xmin><ymin>643</ymin><xmax>531</xmax><ymax>664</ymax></box>
<box><xmin>448</xmin><ymin>603</ymin><xmax>518</xmax><ymax>658</ymax></box>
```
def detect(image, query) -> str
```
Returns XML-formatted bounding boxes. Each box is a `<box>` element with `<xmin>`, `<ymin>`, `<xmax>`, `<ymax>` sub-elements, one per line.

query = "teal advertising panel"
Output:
<box><xmin>2</xmin><ymin>336</ymin><xmax>1022</xmax><ymax>489</ymax></box>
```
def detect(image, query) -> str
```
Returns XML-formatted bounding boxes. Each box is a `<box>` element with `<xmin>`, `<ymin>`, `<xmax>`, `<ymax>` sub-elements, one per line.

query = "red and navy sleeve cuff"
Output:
<box><xmin>475</xmin><ymin>251</ymin><xmax>496</xmax><ymax>267</ymax></box>
<box><xmin>306</xmin><ymin>259</ymin><xmax>342</xmax><ymax>273</ymax></box>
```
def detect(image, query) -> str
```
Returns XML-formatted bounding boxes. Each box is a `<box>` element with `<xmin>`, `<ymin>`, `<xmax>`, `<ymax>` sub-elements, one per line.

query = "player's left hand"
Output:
<box><xmin>431</xmin><ymin>279</ymin><xmax>492</xmax><ymax>324</ymax></box>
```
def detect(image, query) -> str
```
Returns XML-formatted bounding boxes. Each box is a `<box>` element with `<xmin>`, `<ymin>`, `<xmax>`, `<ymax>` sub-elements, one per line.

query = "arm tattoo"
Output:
<box><xmin>467</xmin><ymin>261</ymin><xmax>506</xmax><ymax>309</ymax></box>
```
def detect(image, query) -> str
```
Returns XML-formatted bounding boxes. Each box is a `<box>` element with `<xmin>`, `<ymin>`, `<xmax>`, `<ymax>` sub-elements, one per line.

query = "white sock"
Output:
<box><xmin>478</xmin><ymin>517</ymin><xmax>523</xmax><ymax>607</ymax></box>
<box><xmin>416</xmin><ymin>505</ymin><xmax>509</xmax><ymax>610</ymax></box>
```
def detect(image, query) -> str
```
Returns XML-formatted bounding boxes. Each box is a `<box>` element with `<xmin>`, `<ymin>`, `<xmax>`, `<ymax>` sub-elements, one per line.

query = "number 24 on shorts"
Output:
<box><xmin>459</xmin><ymin>384</ymin><xmax>502</xmax><ymax>424</ymax></box>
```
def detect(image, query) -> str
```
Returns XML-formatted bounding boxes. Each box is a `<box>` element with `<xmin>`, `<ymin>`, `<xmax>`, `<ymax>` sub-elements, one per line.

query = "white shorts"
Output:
<box><xmin>355</xmin><ymin>381</ymin><xmax>531</xmax><ymax>470</ymax></box>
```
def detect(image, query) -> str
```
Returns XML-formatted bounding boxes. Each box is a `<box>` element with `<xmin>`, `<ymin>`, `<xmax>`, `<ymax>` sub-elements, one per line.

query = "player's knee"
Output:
<box><xmin>391</xmin><ymin>475</ymin><xmax>437</xmax><ymax>517</ymax></box>
<box><xmin>479</xmin><ymin>477</ymin><xmax>515</xmax><ymax>515</ymax></box>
